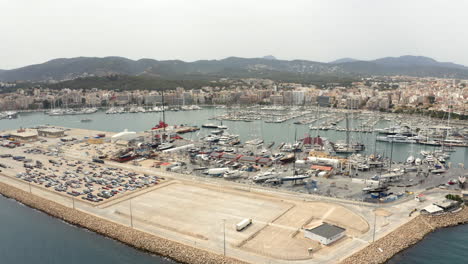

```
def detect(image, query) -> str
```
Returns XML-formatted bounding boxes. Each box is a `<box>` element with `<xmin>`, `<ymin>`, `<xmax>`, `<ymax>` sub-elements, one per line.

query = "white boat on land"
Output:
<box><xmin>157</xmin><ymin>143</ymin><xmax>174</xmax><ymax>151</ymax></box>
<box><xmin>252</xmin><ymin>171</ymin><xmax>279</xmax><ymax>182</ymax></box>
<box><xmin>223</xmin><ymin>170</ymin><xmax>243</xmax><ymax>179</ymax></box>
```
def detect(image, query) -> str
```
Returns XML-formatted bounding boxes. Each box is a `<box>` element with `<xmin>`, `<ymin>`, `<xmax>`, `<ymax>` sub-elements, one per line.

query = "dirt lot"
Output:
<box><xmin>240</xmin><ymin>202</ymin><xmax>369</xmax><ymax>260</ymax></box>
<box><xmin>104</xmin><ymin>181</ymin><xmax>369</xmax><ymax>260</ymax></box>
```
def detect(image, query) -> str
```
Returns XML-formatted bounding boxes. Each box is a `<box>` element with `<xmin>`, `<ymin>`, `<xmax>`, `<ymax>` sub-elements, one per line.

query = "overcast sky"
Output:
<box><xmin>1</xmin><ymin>0</ymin><xmax>467</xmax><ymax>69</ymax></box>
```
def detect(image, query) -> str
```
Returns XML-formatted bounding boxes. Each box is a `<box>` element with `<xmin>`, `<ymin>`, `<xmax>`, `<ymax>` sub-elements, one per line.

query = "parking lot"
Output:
<box><xmin>1</xmin><ymin>145</ymin><xmax>166</xmax><ymax>204</ymax></box>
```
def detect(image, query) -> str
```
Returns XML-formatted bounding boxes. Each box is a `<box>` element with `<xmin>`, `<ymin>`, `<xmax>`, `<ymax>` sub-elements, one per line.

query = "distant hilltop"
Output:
<box><xmin>1</xmin><ymin>55</ymin><xmax>468</xmax><ymax>82</ymax></box>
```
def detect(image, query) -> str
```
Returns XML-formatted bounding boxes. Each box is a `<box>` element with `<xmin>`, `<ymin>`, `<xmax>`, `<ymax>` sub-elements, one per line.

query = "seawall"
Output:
<box><xmin>0</xmin><ymin>182</ymin><xmax>247</xmax><ymax>264</ymax></box>
<box><xmin>340</xmin><ymin>206</ymin><xmax>468</xmax><ymax>264</ymax></box>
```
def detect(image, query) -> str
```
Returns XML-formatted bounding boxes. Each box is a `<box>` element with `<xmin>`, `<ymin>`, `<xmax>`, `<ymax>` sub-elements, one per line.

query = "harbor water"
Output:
<box><xmin>0</xmin><ymin>195</ymin><xmax>173</xmax><ymax>264</ymax></box>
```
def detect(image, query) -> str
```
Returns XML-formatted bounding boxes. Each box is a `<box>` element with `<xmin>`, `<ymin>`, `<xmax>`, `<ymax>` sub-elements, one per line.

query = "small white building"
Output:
<box><xmin>421</xmin><ymin>204</ymin><xmax>443</xmax><ymax>215</ymax></box>
<box><xmin>304</xmin><ymin>223</ymin><xmax>346</xmax><ymax>245</ymax></box>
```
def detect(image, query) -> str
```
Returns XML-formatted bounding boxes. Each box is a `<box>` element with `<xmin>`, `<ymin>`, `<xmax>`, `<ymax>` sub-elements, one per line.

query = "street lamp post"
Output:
<box><xmin>223</xmin><ymin>219</ymin><xmax>226</xmax><ymax>256</ymax></box>
<box><xmin>373</xmin><ymin>205</ymin><xmax>378</xmax><ymax>242</ymax></box>
<box><xmin>130</xmin><ymin>199</ymin><xmax>134</xmax><ymax>228</ymax></box>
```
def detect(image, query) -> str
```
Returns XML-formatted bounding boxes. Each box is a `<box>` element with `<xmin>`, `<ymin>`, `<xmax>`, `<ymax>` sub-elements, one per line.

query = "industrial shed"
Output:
<box><xmin>220</xmin><ymin>153</ymin><xmax>239</xmax><ymax>161</ymax></box>
<box><xmin>257</xmin><ymin>157</ymin><xmax>272</xmax><ymax>166</ymax></box>
<box><xmin>209</xmin><ymin>152</ymin><xmax>223</xmax><ymax>159</ymax></box>
<box><xmin>238</xmin><ymin>156</ymin><xmax>257</xmax><ymax>163</ymax></box>
<box><xmin>304</xmin><ymin>223</ymin><xmax>346</xmax><ymax>245</ymax></box>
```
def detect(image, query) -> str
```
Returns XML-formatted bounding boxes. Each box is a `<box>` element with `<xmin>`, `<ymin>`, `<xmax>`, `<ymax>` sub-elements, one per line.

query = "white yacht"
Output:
<box><xmin>406</xmin><ymin>156</ymin><xmax>415</xmax><ymax>164</ymax></box>
<box><xmin>376</xmin><ymin>134</ymin><xmax>416</xmax><ymax>143</ymax></box>
<box><xmin>252</xmin><ymin>171</ymin><xmax>279</xmax><ymax>183</ymax></box>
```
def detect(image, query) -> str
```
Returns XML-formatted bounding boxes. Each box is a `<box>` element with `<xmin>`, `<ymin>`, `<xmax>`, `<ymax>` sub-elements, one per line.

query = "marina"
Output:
<box><xmin>1</xmin><ymin>107</ymin><xmax>466</xmax><ymax>165</ymax></box>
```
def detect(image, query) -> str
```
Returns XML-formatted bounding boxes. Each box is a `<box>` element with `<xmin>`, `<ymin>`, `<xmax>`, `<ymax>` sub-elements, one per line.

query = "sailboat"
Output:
<box><xmin>334</xmin><ymin>113</ymin><xmax>365</xmax><ymax>153</ymax></box>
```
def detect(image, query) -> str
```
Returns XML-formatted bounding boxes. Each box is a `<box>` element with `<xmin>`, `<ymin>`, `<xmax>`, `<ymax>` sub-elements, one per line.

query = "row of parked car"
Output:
<box><xmin>10</xmin><ymin>150</ymin><xmax>164</xmax><ymax>203</ymax></box>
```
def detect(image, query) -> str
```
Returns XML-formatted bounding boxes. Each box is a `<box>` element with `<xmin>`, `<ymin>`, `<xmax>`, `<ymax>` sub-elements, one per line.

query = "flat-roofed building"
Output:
<box><xmin>38</xmin><ymin>128</ymin><xmax>65</xmax><ymax>138</ymax></box>
<box><xmin>304</xmin><ymin>223</ymin><xmax>346</xmax><ymax>245</ymax></box>
<box><xmin>238</xmin><ymin>156</ymin><xmax>257</xmax><ymax>163</ymax></box>
<box><xmin>10</xmin><ymin>130</ymin><xmax>38</xmax><ymax>142</ymax></box>
<box><xmin>421</xmin><ymin>204</ymin><xmax>444</xmax><ymax>215</ymax></box>
<box><xmin>434</xmin><ymin>200</ymin><xmax>460</xmax><ymax>212</ymax></box>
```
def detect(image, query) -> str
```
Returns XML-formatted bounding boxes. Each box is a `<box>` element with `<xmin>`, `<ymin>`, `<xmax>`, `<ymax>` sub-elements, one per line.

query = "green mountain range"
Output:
<box><xmin>1</xmin><ymin>55</ymin><xmax>467</xmax><ymax>82</ymax></box>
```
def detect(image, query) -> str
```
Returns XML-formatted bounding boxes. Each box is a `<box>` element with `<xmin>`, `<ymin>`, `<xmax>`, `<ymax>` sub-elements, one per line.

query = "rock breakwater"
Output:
<box><xmin>0</xmin><ymin>182</ymin><xmax>247</xmax><ymax>264</ymax></box>
<box><xmin>340</xmin><ymin>206</ymin><xmax>468</xmax><ymax>264</ymax></box>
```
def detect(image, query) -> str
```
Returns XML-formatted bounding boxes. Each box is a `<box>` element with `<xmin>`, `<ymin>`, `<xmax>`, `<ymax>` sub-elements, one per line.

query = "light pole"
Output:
<box><xmin>223</xmin><ymin>219</ymin><xmax>226</xmax><ymax>256</ymax></box>
<box><xmin>372</xmin><ymin>205</ymin><xmax>378</xmax><ymax>242</ymax></box>
<box><xmin>130</xmin><ymin>199</ymin><xmax>134</xmax><ymax>228</ymax></box>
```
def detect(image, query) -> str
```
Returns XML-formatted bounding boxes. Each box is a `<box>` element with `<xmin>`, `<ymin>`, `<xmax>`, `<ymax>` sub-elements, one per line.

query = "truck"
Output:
<box><xmin>236</xmin><ymin>218</ymin><xmax>252</xmax><ymax>231</ymax></box>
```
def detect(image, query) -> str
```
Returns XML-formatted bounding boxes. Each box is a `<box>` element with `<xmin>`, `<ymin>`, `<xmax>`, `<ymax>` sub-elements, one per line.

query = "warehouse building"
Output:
<box><xmin>38</xmin><ymin>128</ymin><xmax>65</xmax><ymax>138</ymax></box>
<box><xmin>304</xmin><ymin>223</ymin><xmax>346</xmax><ymax>245</ymax></box>
<box><xmin>9</xmin><ymin>130</ymin><xmax>38</xmax><ymax>142</ymax></box>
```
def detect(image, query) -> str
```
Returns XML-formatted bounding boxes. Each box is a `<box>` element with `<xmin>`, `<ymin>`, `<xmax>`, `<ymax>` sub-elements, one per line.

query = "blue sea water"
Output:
<box><xmin>387</xmin><ymin>224</ymin><xmax>468</xmax><ymax>264</ymax></box>
<box><xmin>0</xmin><ymin>195</ymin><xmax>173</xmax><ymax>264</ymax></box>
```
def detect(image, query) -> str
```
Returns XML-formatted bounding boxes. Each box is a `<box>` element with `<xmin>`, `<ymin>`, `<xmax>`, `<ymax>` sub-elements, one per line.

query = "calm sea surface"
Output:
<box><xmin>387</xmin><ymin>224</ymin><xmax>468</xmax><ymax>264</ymax></box>
<box><xmin>0</xmin><ymin>195</ymin><xmax>173</xmax><ymax>264</ymax></box>
<box><xmin>0</xmin><ymin>108</ymin><xmax>467</xmax><ymax>263</ymax></box>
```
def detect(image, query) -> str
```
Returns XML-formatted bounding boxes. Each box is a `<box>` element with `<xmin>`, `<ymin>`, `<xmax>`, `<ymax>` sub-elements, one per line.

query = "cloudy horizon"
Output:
<box><xmin>1</xmin><ymin>0</ymin><xmax>467</xmax><ymax>69</ymax></box>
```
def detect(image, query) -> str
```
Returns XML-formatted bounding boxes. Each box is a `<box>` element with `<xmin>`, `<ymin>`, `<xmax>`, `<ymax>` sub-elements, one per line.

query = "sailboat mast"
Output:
<box><xmin>293</xmin><ymin>126</ymin><xmax>297</xmax><ymax>175</ymax></box>
<box><xmin>315</xmin><ymin>103</ymin><xmax>319</xmax><ymax>137</ymax></box>
<box><xmin>162</xmin><ymin>90</ymin><xmax>166</xmax><ymax>132</ymax></box>
<box><xmin>345</xmin><ymin>113</ymin><xmax>350</xmax><ymax>147</ymax></box>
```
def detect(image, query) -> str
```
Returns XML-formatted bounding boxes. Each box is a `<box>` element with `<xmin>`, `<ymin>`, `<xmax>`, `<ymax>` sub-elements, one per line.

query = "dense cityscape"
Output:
<box><xmin>1</xmin><ymin>76</ymin><xmax>467</xmax><ymax>119</ymax></box>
